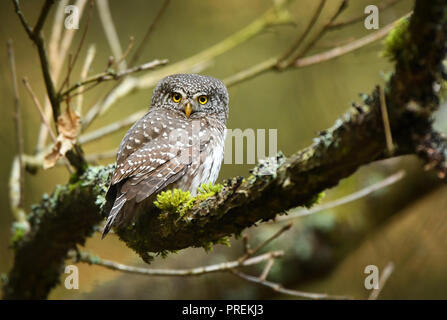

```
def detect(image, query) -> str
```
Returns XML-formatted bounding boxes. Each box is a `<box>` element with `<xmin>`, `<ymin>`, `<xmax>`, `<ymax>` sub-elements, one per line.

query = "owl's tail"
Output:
<box><xmin>102</xmin><ymin>193</ymin><xmax>127</xmax><ymax>239</ymax></box>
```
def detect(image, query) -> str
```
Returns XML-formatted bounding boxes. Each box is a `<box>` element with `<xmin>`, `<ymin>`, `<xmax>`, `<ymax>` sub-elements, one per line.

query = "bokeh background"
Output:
<box><xmin>1</xmin><ymin>0</ymin><xmax>447</xmax><ymax>299</ymax></box>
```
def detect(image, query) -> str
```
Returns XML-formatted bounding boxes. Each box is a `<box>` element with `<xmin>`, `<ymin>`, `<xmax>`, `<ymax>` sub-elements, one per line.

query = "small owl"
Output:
<box><xmin>102</xmin><ymin>74</ymin><xmax>229</xmax><ymax>238</ymax></box>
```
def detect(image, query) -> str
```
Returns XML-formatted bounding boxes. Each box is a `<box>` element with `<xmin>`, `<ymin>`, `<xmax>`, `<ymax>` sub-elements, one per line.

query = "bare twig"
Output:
<box><xmin>48</xmin><ymin>0</ymin><xmax>69</xmax><ymax>65</ymax></box>
<box><xmin>368</xmin><ymin>262</ymin><xmax>395</xmax><ymax>300</ymax></box>
<box><xmin>23</xmin><ymin>78</ymin><xmax>73</xmax><ymax>173</ymax></box>
<box><xmin>114</xmin><ymin>36</ymin><xmax>135</xmax><ymax>69</ymax></box>
<box><xmin>275</xmin><ymin>170</ymin><xmax>405</xmax><ymax>222</ymax></box>
<box><xmin>380</xmin><ymin>86</ymin><xmax>395</xmax><ymax>155</ymax></box>
<box><xmin>231</xmin><ymin>270</ymin><xmax>348</xmax><ymax>300</ymax></box>
<box><xmin>33</xmin><ymin>0</ymin><xmax>55</xmax><ymax>35</ymax></box>
<box><xmin>7</xmin><ymin>40</ymin><xmax>25</xmax><ymax>210</ymax></box>
<box><xmin>22</xmin><ymin>78</ymin><xmax>57</xmax><ymax>142</ymax></box>
<box><xmin>7</xmin><ymin>39</ymin><xmax>29</xmax><ymax>232</ymax></box>
<box><xmin>314</xmin><ymin>36</ymin><xmax>356</xmax><ymax>49</ymax></box>
<box><xmin>79</xmin><ymin>109</ymin><xmax>146</xmax><ymax>144</ymax></box>
<box><xmin>13</xmin><ymin>0</ymin><xmax>85</xmax><ymax>172</ymax></box>
<box><xmin>58</xmin><ymin>0</ymin><xmax>94</xmax><ymax>93</ymax></box>
<box><xmin>73</xmin><ymin>250</ymin><xmax>283</xmax><ymax>276</ymax></box>
<box><xmin>97</xmin><ymin>0</ymin><xmax>127</xmax><ymax>72</ymax></box>
<box><xmin>9</xmin><ymin>157</ymin><xmax>30</xmax><ymax>232</ymax></box>
<box><xmin>278</xmin><ymin>0</ymin><xmax>326</xmax><ymax>63</ymax></box>
<box><xmin>293</xmin><ymin>16</ymin><xmax>404</xmax><ymax>67</ymax></box>
<box><xmin>85</xmin><ymin>149</ymin><xmax>117</xmax><ymax>162</ymax></box>
<box><xmin>224</xmin><ymin>14</ymin><xmax>409</xmax><ymax>87</ymax></box>
<box><xmin>12</xmin><ymin>0</ymin><xmax>60</xmax><ymax>122</ymax></box>
<box><xmin>239</xmin><ymin>222</ymin><xmax>293</xmax><ymax>262</ymax></box>
<box><xmin>278</xmin><ymin>0</ymin><xmax>348</xmax><ymax>69</ymax></box>
<box><xmin>37</xmin><ymin>0</ymin><xmax>88</xmax><ymax>152</ymax></box>
<box><xmin>61</xmin><ymin>59</ymin><xmax>168</xmax><ymax>99</ymax></box>
<box><xmin>129</xmin><ymin>0</ymin><xmax>171</xmax><ymax>66</ymax></box>
<box><xmin>52</xmin><ymin>0</ymin><xmax>88</xmax><ymax>80</ymax></box>
<box><xmin>76</xmin><ymin>44</ymin><xmax>96</xmax><ymax>114</ymax></box>
<box><xmin>329</xmin><ymin>0</ymin><xmax>401</xmax><ymax>30</ymax></box>
<box><xmin>258</xmin><ymin>258</ymin><xmax>275</xmax><ymax>281</ymax></box>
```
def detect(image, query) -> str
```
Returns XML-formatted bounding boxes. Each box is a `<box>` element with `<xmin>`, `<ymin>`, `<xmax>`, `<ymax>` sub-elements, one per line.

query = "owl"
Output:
<box><xmin>102</xmin><ymin>74</ymin><xmax>229</xmax><ymax>238</ymax></box>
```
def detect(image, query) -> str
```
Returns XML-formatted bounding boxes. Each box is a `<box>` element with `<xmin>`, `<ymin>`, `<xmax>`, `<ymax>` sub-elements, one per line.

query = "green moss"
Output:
<box><xmin>10</xmin><ymin>222</ymin><xmax>28</xmax><ymax>247</ymax></box>
<box><xmin>304</xmin><ymin>191</ymin><xmax>325</xmax><ymax>208</ymax></box>
<box><xmin>154</xmin><ymin>183</ymin><xmax>224</xmax><ymax>216</ymax></box>
<box><xmin>201</xmin><ymin>236</ymin><xmax>231</xmax><ymax>252</ymax></box>
<box><xmin>197</xmin><ymin>182</ymin><xmax>224</xmax><ymax>201</ymax></box>
<box><xmin>154</xmin><ymin>189</ymin><xmax>194</xmax><ymax>215</ymax></box>
<box><xmin>382</xmin><ymin>17</ymin><xmax>416</xmax><ymax>64</ymax></box>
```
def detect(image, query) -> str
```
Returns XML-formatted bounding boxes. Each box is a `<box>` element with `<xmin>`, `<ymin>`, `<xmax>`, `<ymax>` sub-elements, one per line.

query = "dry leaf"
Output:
<box><xmin>43</xmin><ymin>106</ymin><xmax>80</xmax><ymax>169</ymax></box>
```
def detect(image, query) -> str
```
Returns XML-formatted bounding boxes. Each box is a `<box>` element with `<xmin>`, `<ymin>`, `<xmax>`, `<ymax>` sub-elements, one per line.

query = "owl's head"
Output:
<box><xmin>151</xmin><ymin>74</ymin><xmax>229</xmax><ymax>123</ymax></box>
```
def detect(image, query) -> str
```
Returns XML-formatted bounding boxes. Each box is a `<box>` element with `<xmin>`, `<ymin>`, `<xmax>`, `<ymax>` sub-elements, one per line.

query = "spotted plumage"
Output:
<box><xmin>102</xmin><ymin>74</ymin><xmax>229</xmax><ymax>238</ymax></box>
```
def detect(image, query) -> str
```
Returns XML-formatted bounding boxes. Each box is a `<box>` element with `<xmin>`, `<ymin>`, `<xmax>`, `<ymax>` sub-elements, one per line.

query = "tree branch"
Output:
<box><xmin>73</xmin><ymin>250</ymin><xmax>283</xmax><ymax>277</ymax></box>
<box><xmin>12</xmin><ymin>0</ymin><xmax>59</xmax><ymax>121</ymax></box>
<box><xmin>230</xmin><ymin>270</ymin><xmax>348</xmax><ymax>300</ymax></box>
<box><xmin>12</xmin><ymin>0</ymin><xmax>88</xmax><ymax>172</ymax></box>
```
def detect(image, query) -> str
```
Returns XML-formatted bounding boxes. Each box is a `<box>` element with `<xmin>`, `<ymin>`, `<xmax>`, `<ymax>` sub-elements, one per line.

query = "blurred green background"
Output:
<box><xmin>1</xmin><ymin>0</ymin><xmax>447</xmax><ymax>299</ymax></box>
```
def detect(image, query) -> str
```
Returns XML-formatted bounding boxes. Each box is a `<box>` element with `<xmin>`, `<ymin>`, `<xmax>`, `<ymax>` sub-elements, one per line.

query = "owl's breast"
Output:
<box><xmin>174</xmin><ymin>126</ymin><xmax>226</xmax><ymax>196</ymax></box>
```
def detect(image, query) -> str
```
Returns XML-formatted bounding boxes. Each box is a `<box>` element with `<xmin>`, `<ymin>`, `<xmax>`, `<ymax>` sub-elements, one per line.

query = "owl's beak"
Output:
<box><xmin>184</xmin><ymin>102</ymin><xmax>192</xmax><ymax>118</ymax></box>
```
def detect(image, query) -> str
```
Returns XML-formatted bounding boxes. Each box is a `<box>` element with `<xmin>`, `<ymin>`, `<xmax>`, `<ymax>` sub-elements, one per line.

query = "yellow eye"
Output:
<box><xmin>198</xmin><ymin>95</ymin><xmax>208</xmax><ymax>104</ymax></box>
<box><xmin>172</xmin><ymin>93</ymin><xmax>182</xmax><ymax>103</ymax></box>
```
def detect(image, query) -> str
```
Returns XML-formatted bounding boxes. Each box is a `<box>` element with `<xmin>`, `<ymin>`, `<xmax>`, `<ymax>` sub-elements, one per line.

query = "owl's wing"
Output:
<box><xmin>102</xmin><ymin>114</ymin><xmax>211</xmax><ymax>238</ymax></box>
<box><xmin>118</xmin><ymin>140</ymin><xmax>191</xmax><ymax>202</ymax></box>
<box><xmin>111</xmin><ymin>108</ymin><xmax>187</xmax><ymax>184</ymax></box>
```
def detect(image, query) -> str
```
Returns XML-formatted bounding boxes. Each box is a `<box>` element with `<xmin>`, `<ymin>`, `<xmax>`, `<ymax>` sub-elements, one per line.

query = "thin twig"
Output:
<box><xmin>33</xmin><ymin>0</ymin><xmax>55</xmax><ymax>35</ymax></box>
<box><xmin>7</xmin><ymin>40</ymin><xmax>25</xmax><ymax>210</ymax></box>
<box><xmin>58</xmin><ymin>0</ymin><xmax>94</xmax><ymax>94</ymax></box>
<box><xmin>12</xmin><ymin>0</ymin><xmax>85</xmax><ymax>172</ymax></box>
<box><xmin>231</xmin><ymin>270</ymin><xmax>348</xmax><ymax>300</ymax></box>
<box><xmin>114</xmin><ymin>36</ymin><xmax>135</xmax><ymax>69</ymax></box>
<box><xmin>22</xmin><ymin>78</ymin><xmax>57</xmax><ymax>142</ymax></box>
<box><xmin>37</xmin><ymin>0</ymin><xmax>88</xmax><ymax>152</ymax></box>
<box><xmin>52</xmin><ymin>0</ymin><xmax>89</xmax><ymax>80</ymax></box>
<box><xmin>329</xmin><ymin>0</ymin><xmax>401</xmax><ymax>30</ymax></box>
<box><xmin>278</xmin><ymin>0</ymin><xmax>348</xmax><ymax>69</ymax></box>
<box><xmin>48</xmin><ymin>0</ymin><xmax>68</xmax><ymax>65</ymax></box>
<box><xmin>294</xmin><ymin>13</ymin><xmax>410</xmax><ymax>67</ymax></box>
<box><xmin>9</xmin><ymin>157</ymin><xmax>30</xmax><ymax>232</ymax></box>
<box><xmin>314</xmin><ymin>36</ymin><xmax>356</xmax><ymax>49</ymax></box>
<box><xmin>258</xmin><ymin>258</ymin><xmax>275</xmax><ymax>281</ymax></box>
<box><xmin>7</xmin><ymin>40</ymin><xmax>29</xmax><ymax>231</ymax></box>
<box><xmin>74</xmin><ymin>250</ymin><xmax>283</xmax><ymax>276</ymax></box>
<box><xmin>368</xmin><ymin>262</ymin><xmax>395</xmax><ymax>300</ymax></box>
<box><xmin>224</xmin><ymin>14</ymin><xmax>409</xmax><ymax>87</ymax></box>
<box><xmin>85</xmin><ymin>149</ymin><xmax>117</xmax><ymax>162</ymax></box>
<box><xmin>380</xmin><ymin>86</ymin><xmax>395</xmax><ymax>155</ymax></box>
<box><xmin>23</xmin><ymin>78</ymin><xmax>73</xmax><ymax>173</ymax></box>
<box><xmin>278</xmin><ymin>0</ymin><xmax>326</xmax><ymax>63</ymax></box>
<box><xmin>79</xmin><ymin>109</ymin><xmax>146</xmax><ymax>144</ymax></box>
<box><xmin>12</xmin><ymin>0</ymin><xmax>60</xmax><ymax>122</ymax></box>
<box><xmin>275</xmin><ymin>170</ymin><xmax>405</xmax><ymax>223</ymax></box>
<box><xmin>96</xmin><ymin>0</ymin><xmax>126</xmax><ymax>72</ymax></box>
<box><xmin>239</xmin><ymin>222</ymin><xmax>293</xmax><ymax>262</ymax></box>
<box><xmin>129</xmin><ymin>0</ymin><xmax>171</xmax><ymax>67</ymax></box>
<box><xmin>60</xmin><ymin>59</ymin><xmax>168</xmax><ymax>99</ymax></box>
<box><xmin>76</xmin><ymin>44</ymin><xmax>96</xmax><ymax>114</ymax></box>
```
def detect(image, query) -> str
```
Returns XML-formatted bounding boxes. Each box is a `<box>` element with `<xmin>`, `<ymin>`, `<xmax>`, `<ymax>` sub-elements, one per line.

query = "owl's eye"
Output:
<box><xmin>198</xmin><ymin>95</ymin><xmax>208</xmax><ymax>104</ymax></box>
<box><xmin>172</xmin><ymin>93</ymin><xmax>182</xmax><ymax>103</ymax></box>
